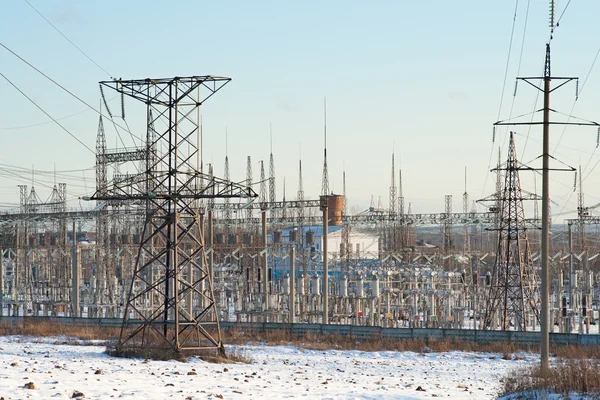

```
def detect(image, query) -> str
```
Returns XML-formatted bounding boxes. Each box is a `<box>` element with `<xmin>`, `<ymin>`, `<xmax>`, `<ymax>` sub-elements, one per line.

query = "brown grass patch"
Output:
<box><xmin>104</xmin><ymin>339</ymin><xmax>252</xmax><ymax>364</ymax></box>
<box><xmin>4</xmin><ymin>319</ymin><xmax>600</xmax><ymax>367</ymax></box>
<box><xmin>221</xmin><ymin>328</ymin><xmax>533</xmax><ymax>355</ymax></box>
<box><xmin>501</xmin><ymin>358</ymin><xmax>600</xmax><ymax>397</ymax></box>
<box><xmin>0</xmin><ymin>319</ymin><xmax>119</xmax><ymax>342</ymax></box>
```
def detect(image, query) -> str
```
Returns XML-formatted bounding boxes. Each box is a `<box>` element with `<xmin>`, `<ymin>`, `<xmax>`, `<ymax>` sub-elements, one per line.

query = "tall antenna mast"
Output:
<box><xmin>269</xmin><ymin>124</ymin><xmax>276</xmax><ymax>218</ymax></box>
<box><xmin>282</xmin><ymin>177</ymin><xmax>287</xmax><ymax>220</ymax></box>
<box><xmin>259</xmin><ymin>160</ymin><xmax>267</xmax><ymax>208</ymax></box>
<box><xmin>224</xmin><ymin>128</ymin><xmax>231</xmax><ymax>228</ymax></box>
<box><xmin>246</xmin><ymin>156</ymin><xmax>253</xmax><ymax>221</ymax></box>
<box><xmin>297</xmin><ymin>156</ymin><xmax>305</xmax><ymax>220</ymax></box>
<box><xmin>342</xmin><ymin>167</ymin><xmax>347</xmax><ymax>215</ymax></box>
<box><xmin>321</xmin><ymin>97</ymin><xmax>329</xmax><ymax>196</ymax></box>
<box><xmin>389</xmin><ymin>150</ymin><xmax>397</xmax><ymax>217</ymax></box>
<box><xmin>463</xmin><ymin>166</ymin><xmax>468</xmax><ymax>214</ymax></box>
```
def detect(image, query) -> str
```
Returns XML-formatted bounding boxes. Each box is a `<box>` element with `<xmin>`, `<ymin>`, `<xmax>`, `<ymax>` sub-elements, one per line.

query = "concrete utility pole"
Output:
<box><xmin>540</xmin><ymin>44</ymin><xmax>551</xmax><ymax>370</ymax></box>
<box><xmin>262</xmin><ymin>211</ymin><xmax>269</xmax><ymax>313</ymax></box>
<box><xmin>494</xmin><ymin>43</ymin><xmax>596</xmax><ymax>371</ymax></box>
<box><xmin>72</xmin><ymin>220</ymin><xmax>80</xmax><ymax>317</ymax></box>
<box><xmin>290</xmin><ymin>247</ymin><xmax>295</xmax><ymax>323</ymax></box>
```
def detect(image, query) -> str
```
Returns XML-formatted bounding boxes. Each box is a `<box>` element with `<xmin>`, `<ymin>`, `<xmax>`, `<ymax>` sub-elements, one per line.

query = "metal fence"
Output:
<box><xmin>1</xmin><ymin>316</ymin><xmax>598</xmax><ymax>346</ymax></box>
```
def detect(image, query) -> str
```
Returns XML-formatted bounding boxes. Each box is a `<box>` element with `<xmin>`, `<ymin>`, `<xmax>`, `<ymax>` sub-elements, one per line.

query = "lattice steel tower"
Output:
<box><xmin>484</xmin><ymin>132</ymin><xmax>539</xmax><ymax>331</ymax></box>
<box><xmin>92</xmin><ymin>76</ymin><xmax>256</xmax><ymax>357</ymax></box>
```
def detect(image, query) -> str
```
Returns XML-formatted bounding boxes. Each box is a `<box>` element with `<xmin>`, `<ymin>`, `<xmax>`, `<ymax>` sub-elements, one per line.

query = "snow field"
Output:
<box><xmin>0</xmin><ymin>336</ymin><xmax>539</xmax><ymax>399</ymax></box>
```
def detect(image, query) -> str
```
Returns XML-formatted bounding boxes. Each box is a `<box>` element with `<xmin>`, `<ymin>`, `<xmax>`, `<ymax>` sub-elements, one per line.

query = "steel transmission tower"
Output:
<box><xmin>91</xmin><ymin>76</ymin><xmax>256</xmax><ymax>357</ymax></box>
<box><xmin>484</xmin><ymin>132</ymin><xmax>539</xmax><ymax>331</ymax></box>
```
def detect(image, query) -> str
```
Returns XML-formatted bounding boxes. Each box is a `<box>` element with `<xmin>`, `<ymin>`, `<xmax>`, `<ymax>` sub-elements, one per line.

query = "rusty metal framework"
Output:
<box><xmin>92</xmin><ymin>76</ymin><xmax>256</xmax><ymax>356</ymax></box>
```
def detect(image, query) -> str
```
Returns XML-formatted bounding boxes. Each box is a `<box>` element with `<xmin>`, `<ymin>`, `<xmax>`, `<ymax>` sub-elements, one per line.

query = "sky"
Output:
<box><xmin>1</xmin><ymin>1</ymin><xmax>600</xmax><ymax>219</ymax></box>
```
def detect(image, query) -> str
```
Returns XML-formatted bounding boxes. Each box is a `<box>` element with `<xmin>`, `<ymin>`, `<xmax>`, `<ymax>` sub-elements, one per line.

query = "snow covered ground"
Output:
<box><xmin>0</xmin><ymin>335</ymin><xmax>544</xmax><ymax>399</ymax></box>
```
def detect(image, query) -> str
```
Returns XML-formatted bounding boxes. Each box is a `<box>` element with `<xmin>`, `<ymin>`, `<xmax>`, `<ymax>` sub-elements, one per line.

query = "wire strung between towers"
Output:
<box><xmin>0</xmin><ymin>40</ymin><xmax>141</xmax><ymax>143</ymax></box>
<box><xmin>0</xmin><ymin>71</ymin><xmax>95</xmax><ymax>155</ymax></box>
<box><xmin>23</xmin><ymin>0</ymin><xmax>113</xmax><ymax>79</ymax></box>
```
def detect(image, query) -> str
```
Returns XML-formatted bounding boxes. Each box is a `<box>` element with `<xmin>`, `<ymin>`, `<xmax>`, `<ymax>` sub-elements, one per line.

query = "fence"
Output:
<box><xmin>1</xmin><ymin>316</ymin><xmax>598</xmax><ymax>346</ymax></box>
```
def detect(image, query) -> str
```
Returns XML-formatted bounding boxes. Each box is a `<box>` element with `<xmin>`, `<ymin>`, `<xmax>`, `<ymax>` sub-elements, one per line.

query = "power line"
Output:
<box><xmin>551</xmin><ymin>44</ymin><xmax>600</xmax><ymax>217</ymax></box>
<box><xmin>23</xmin><ymin>0</ymin><xmax>113</xmax><ymax>78</ymax></box>
<box><xmin>556</xmin><ymin>0</ymin><xmax>573</xmax><ymax>27</ymax></box>
<box><xmin>0</xmin><ymin>40</ymin><xmax>141</xmax><ymax>143</ymax></box>
<box><xmin>0</xmin><ymin>96</ymin><xmax>116</xmax><ymax>130</ymax></box>
<box><xmin>481</xmin><ymin>0</ymin><xmax>522</xmax><ymax>198</ymax></box>
<box><xmin>0</xmin><ymin>71</ymin><xmax>95</xmax><ymax>154</ymax></box>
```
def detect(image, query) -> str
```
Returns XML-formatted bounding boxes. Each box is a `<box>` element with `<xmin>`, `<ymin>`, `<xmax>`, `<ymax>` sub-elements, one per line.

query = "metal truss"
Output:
<box><xmin>92</xmin><ymin>76</ymin><xmax>257</xmax><ymax>356</ymax></box>
<box><xmin>483</xmin><ymin>132</ymin><xmax>540</xmax><ymax>331</ymax></box>
<box><xmin>105</xmin><ymin>147</ymin><xmax>147</xmax><ymax>163</ymax></box>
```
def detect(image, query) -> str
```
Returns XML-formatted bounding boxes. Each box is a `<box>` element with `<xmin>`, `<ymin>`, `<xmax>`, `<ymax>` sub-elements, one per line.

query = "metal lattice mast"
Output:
<box><xmin>389</xmin><ymin>153</ymin><xmax>396</xmax><ymax>217</ymax></box>
<box><xmin>224</xmin><ymin>132</ymin><xmax>231</xmax><ymax>230</ymax></box>
<box><xmin>282</xmin><ymin>178</ymin><xmax>287</xmax><ymax>220</ymax></box>
<box><xmin>321</xmin><ymin>98</ymin><xmax>329</xmax><ymax>196</ymax></box>
<box><xmin>343</xmin><ymin>169</ymin><xmax>347</xmax><ymax>215</ymax></box>
<box><xmin>297</xmin><ymin>159</ymin><xmax>304</xmax><ymax>220</ymax></box>
<box><xmin>269</xmin><ymin>127</ymin><xmax>276</xmax><ymax>219</ymax></box>
<box><xmin>95</xmin><ymin>115</ymin><xmax>108</xmax><ymax>315</ymax></box>
<box><xmin>484</xmin><ymin>132</ymin><xmax>539</xmax><ymax>331</ymax></box>
<box><xmin>443</xmin><ymin>195</ymin><xmax>453</xmax><ymax>254</ymax></box>
<box><xmin>92</xmin><ymin>76</ymin><xmax>257</xmax><ymax>357</ymax></box>
<box><xmin>341</xmin><ymin>169</ymin><xmax>350</xmax><ymax>264</ymax></box>
<box><xmin>246</xmin><ymin>156</ymin><xmax>253</xmax><ymax>221</ymax></box>
<box><xmin>399</xmin><ymin>169</ymin><xmax>406</xmax><ymax>249</ymax></box>
<box><xmin>259</xmin><ymin>161</ymin><xmax>267</xmax><ymax>209</ymax></box>
<box><xmin>389</xmin><ymin>152</ymin><xmax>397</xmax><ymax>252</ymax></box>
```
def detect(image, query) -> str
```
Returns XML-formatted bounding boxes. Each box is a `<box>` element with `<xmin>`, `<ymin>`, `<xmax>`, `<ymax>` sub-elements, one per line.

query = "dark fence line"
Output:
<box><xmin>1</xmin><ymin>316</ymin><xmax>598</xmax><ymax>346</ymax></box>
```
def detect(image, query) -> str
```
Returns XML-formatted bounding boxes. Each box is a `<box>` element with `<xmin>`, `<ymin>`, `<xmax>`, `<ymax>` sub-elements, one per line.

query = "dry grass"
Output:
<box><xmin>4</xmin><ymin>319</ymin><xmax>600</xmax><ymax>367</ymax></box>
<box><xmin>105</xmin><ymin>339</ymin><xmax>252</xmax><ymax>363</ymax></box>
<box><xmin>501</xmin><ymin>358</ymin><xmax>600</xmax><ymax>398</ymax></box>
<box><xmin>0</xmin><ymin>319</ymin><xmax>119</xmax><ymax>342</ymax></box>
<box><xmin>553</xmin><ymin>344</ymin><xmax>600</xmax><ymax>360</ymax></box>
<box><xmin>0</xmin><ymin>320</ymin><xmax>251</xmax><ymax>363</ymax></box>
<box><xmin>222</xmin><ymin>328</ymin><xmax>537</xmax><ymax>355</ymax></box>
<box><xmin>202</xmin><ymin>348</ymin><xmax>253</xmax><ymax>364</ymax></box>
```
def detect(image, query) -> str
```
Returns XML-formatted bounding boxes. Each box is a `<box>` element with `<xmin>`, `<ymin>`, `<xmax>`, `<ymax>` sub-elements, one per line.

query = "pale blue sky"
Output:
<box><xmin>1</xmin><ymin>1</ymin><xmax>600</xmax><ymax>218</ymax></box>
